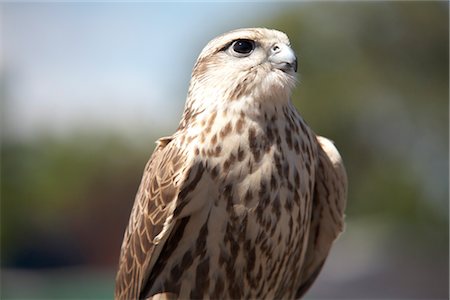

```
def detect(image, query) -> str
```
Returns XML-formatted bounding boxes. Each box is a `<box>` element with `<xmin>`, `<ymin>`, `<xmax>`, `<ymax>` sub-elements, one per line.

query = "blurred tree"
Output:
<box><xmin>266</xmin><ymin>1</ymin><xmax>448</xmax><ymax>236</ymax></box>
<box><xmin>1</xmin><ymin>134</ymin><xmax>155</xmax><ymax>267</ymax></box>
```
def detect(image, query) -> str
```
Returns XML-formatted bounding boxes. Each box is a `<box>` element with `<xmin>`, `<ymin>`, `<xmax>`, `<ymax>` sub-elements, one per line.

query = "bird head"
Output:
<box><xmin>187</xmin><ymin>28</ymin><xmax>298</xmax><ymax>110</ymax></box>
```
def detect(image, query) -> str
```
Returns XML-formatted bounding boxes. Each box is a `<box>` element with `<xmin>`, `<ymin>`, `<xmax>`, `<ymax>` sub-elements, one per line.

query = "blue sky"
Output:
<box><xmin>2</xmin><ymin>2</ymin><xmax>290</xmax><ymax>139</ymax></box>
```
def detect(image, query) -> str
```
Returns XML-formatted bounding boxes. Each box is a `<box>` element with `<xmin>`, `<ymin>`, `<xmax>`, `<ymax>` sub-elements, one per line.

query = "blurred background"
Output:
<box><xmin>1</xmin><ymin>2</ymin><xmax>448</xmax><ymax>299</ymax></box>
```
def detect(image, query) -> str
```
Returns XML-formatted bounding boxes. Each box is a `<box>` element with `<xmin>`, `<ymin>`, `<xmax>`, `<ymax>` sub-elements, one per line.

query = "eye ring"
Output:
<box><xmin>230</xmin><ymin>39</ymin><xmax>255</xmax><ymax>56</ymax></box>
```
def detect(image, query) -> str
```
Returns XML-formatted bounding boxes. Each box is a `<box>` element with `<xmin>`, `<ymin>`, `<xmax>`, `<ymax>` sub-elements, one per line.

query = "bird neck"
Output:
<box><xmin>177</xmin><ymin>91</ymin><xmax>294</xmax><ymax>134</ymax></box>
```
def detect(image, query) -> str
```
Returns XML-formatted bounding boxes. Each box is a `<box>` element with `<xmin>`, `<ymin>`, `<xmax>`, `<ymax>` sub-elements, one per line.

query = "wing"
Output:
<box><xmin>296</xmin><ymin>136</ymin><xmax>348</xmax><ymax>298</ymax></box>
<box><xmin>115</xmin><ymin>136</ymin><xmax>205</xmax><ymax>300</ymax></box>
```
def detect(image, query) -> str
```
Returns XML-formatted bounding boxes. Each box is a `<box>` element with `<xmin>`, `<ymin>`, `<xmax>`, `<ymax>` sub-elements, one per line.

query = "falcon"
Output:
<box><xmin>115</xmin><ymin>27</ymin><xmax>347</xmax><ymax>299</ymax></box>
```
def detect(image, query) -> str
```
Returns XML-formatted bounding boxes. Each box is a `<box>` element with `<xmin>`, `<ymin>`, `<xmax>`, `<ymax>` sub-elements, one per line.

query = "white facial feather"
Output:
<box><xmin>183</xmin><ymin>28</ymin><xmax>298</xmax><ymax>124</ymax></box>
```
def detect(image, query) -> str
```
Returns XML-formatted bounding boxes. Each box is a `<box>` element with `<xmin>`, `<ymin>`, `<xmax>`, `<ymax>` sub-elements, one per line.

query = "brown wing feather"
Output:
<box><xmin>115</xmin><ymin>136</ymin><xmax>192</xmax><ymax>300</ymax></box>
<box><xmin>296</xmin><ymin>136</ymin><xmax>347</xmax><ymax>298</ymax></box>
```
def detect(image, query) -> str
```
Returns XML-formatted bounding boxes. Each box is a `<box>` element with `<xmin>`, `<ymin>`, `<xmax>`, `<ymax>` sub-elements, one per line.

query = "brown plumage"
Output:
<box><xmin>115</xmin><ymin>27</ymin><xmax>347</xmax><ymax>299</ymax></box>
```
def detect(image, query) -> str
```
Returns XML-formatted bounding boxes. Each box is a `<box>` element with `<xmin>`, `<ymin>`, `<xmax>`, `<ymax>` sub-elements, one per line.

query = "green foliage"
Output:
<box><xmin>264</xmin><ymin>2</ymin><xmax>448</xmax><ymax>234</ymax></box>
<box><xmin>1</xmin><ymin>134</ymin><xmax>153</xmax><ymax>264</ymax></box>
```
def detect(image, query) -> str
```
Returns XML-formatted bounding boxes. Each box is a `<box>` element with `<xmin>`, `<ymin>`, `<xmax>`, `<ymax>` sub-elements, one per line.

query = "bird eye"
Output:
<box><xmin>231</xmin><ymin>39</ymin><xmax>255</xmax><ymax>55</ymax></box>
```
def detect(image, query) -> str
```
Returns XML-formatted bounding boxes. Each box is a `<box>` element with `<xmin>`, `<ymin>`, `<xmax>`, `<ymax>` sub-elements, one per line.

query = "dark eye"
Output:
<box><xmin>231</xmin><ymin>39</ymin><xmax>255</xmax><ymax>55</ymax></box>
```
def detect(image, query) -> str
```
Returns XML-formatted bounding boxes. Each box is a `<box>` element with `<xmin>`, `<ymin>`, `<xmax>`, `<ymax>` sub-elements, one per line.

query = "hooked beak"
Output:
<box><xmin>268</xmin><ymin>43</ymin><xmax>298</xmax><ymax>74</ymax></box>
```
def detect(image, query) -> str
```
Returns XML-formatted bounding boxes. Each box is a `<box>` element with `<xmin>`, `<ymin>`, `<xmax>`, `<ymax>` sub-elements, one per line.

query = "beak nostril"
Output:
<box><xmin>269</xmin><ymin>43</ymin><xmax>297</xmax><ymax>74</ymax></box>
